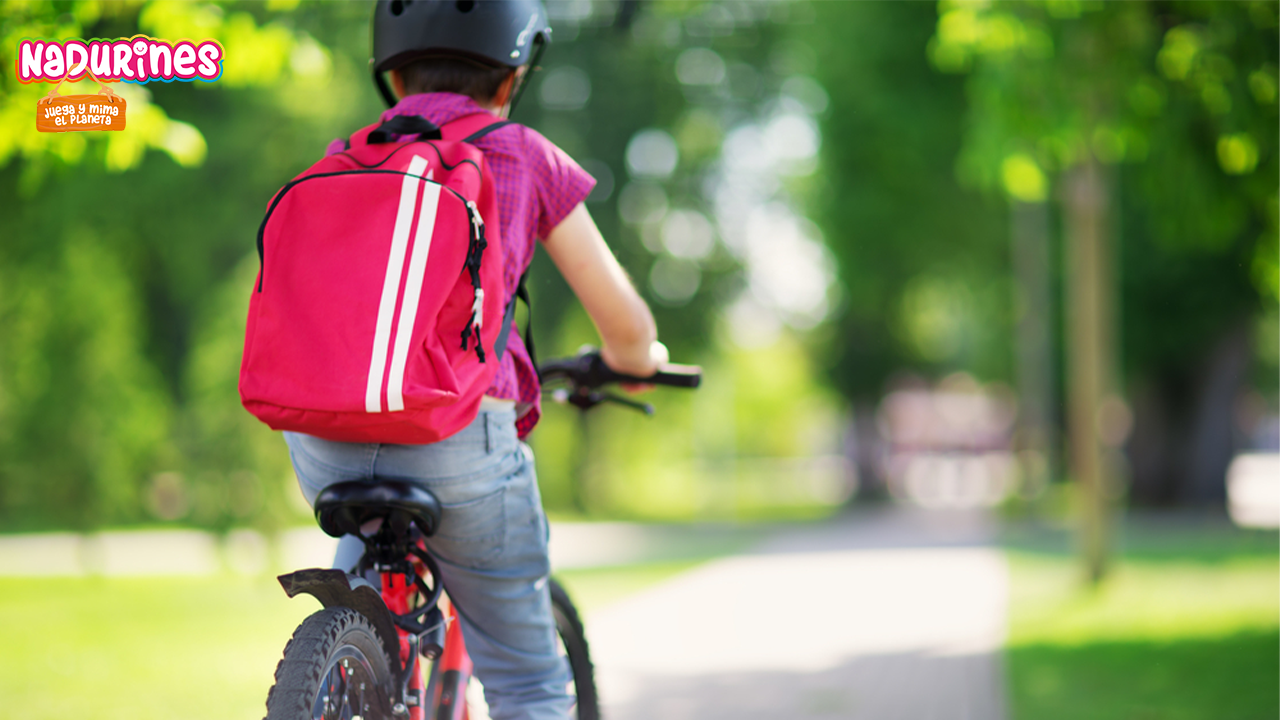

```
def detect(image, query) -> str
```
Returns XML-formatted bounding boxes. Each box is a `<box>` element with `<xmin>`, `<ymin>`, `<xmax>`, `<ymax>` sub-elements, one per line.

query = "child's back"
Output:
<box><xmin>341</xmin><ymin>90</ymin><xmax>598</xmax><ymax>437</ymax></box>
<box><xmin>279</xmin><ymin>3</ymin><xmax>668</xmax><ymax>719</ymax></box>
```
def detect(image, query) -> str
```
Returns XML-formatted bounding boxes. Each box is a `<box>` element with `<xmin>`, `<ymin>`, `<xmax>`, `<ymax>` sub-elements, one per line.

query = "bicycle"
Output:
<box><xmin>263</xmin><ymin>349</ymin><xmax>701</xmax><ymax>720</ymax></box>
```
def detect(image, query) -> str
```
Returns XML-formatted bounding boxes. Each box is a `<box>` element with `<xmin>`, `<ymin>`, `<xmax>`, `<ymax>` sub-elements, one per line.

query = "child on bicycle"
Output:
<box><xmin>282</xmin><ymin>1</ymin><xmax>666</xmax><ymax>718</ymax></box>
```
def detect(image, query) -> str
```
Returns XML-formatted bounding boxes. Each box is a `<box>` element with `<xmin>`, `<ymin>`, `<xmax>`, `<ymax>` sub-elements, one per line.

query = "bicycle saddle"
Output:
<box><xmin>314</xmin><ymin>480</ymin><xmax>442</xmax><ymax>540</ymax></box>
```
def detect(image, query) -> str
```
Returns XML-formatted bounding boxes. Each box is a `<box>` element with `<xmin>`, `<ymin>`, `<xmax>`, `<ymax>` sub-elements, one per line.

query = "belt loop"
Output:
<box><xmin>484</xmin><ymin>413</ymin><xmax>495</xmax><ymax>454</ymax></box>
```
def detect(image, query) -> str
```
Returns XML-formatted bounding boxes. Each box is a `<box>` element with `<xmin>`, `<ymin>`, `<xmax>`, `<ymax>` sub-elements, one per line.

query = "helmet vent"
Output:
<box><xmin>389</xmin><ymin>0</ymin><xmax>406</xmax><ymax>16</ymax></box>
<box><xmin>456</xmin><ymin>0</ymin><xmax>475</xmax><ymax>12</ymax></box>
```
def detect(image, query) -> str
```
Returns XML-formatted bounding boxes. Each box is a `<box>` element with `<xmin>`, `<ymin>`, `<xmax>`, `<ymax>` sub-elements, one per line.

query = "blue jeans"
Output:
<box><xmin>284</xmin><ymin>409</ymin><xmax>573</xmax><ymax>720</ymax></box>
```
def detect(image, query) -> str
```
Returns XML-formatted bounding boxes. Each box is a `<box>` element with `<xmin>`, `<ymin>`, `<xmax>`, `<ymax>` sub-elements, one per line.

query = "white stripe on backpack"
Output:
<box><xmin>365</xmin><ymin>155</ymin><xmax>429</xmax><ymax>413</ymax></box>
<box><xmin>386</xmin><ymin>182</ymin><xmax>441</xmax><ymax>412</ymax></box>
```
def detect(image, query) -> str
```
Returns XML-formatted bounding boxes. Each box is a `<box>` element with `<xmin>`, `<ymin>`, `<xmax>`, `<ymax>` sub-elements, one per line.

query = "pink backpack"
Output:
<box><xmin>240</xmin><ymin>113</ymin><xmax>517</xmax><ymax>444</ymax></box>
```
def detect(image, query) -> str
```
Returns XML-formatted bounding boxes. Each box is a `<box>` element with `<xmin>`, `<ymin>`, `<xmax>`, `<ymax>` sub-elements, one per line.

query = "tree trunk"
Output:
<box><xmin>1011</xmin><ymin>199</ymin><xmax>1057</xmax><ymax>492</ymax></box>
<box><xmin>843</xmin><ymin>402</ymin><xmax>888</xmax><ymax>502</ymax></box>
<box><xmin>1063</xmin><ymin>156</ymin><xmax>1118</xmax><ymax>585</ymax></box>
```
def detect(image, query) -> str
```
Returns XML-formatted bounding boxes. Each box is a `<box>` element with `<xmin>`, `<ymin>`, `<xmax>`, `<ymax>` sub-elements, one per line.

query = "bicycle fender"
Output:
<box><xmin>277</xmin><ymin>568</ymin><xmax>403</xmax><ymax>676</ymax></box>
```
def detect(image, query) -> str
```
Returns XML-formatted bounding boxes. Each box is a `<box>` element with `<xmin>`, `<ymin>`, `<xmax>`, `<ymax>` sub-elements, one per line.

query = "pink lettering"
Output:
<box><xmin>43</xmin><ymin>43</ymin><xmax>64</xmax><ymax>79</ymax></box>
<box><xmin>66</xmin><ymin>41</ymin><xmax>89</xmax><ymax>79</ymax></box>
<box><xmin>23</xmin><ymin>37</ymin><xmax>222</xmax><ymax>84</ymax></box>
<box><xmin>20</xmin><ymin>41</ymin><xmax>44</xmax><ymax>82</ymax></box>
<box><xmin>112</xmin><ymin>42</ymin><xmax>134</xmax><ymax>78</ymax></box>
<box><xmin>89</xmin><ymin>42</ymin><xmax>112</xmax><ymax>77</ymax></box>
<box><xmin>196</xmin><ymin>41</ymin><xmax>223</xmax><ymax>81</ymax></box>
<box><xmin>150</xmin><ymin>43</ymin><xmax>173</xmax><ymax>79</ymax></box>
<box><xmin>173</xmin><ymin>42</ymin><xmax>197</xmax><ymax>79</ymax></box>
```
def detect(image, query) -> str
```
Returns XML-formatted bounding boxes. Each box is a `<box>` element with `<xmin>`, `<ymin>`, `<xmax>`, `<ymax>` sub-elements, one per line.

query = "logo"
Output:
<box><xmin>36</xmin><ymin>75</ymin><xmax>125</xmax><ymax>132</ymax></box>
<box><xmin>17</xmin><ymin>36</ymin><xmax>225</xmax><ymax>133</ymax></box>
<box><xmin>512</xmin><ymin>12</ymin><xmax>540</xmax><ymax>58</ymax></box>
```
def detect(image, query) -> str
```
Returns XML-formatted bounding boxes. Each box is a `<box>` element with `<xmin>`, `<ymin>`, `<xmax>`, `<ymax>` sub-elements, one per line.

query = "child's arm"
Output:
<box><xmin>543</xmin><ymin>203</ymin><xmax>667</xmax><ymax>377</ymax></box>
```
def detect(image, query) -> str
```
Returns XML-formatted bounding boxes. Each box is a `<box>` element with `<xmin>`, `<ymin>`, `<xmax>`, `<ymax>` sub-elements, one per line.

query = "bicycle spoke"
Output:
<box><xmin>307</xmin><ymin>646</ymin><xmax>380</xmax><ymax>720</ymax></box>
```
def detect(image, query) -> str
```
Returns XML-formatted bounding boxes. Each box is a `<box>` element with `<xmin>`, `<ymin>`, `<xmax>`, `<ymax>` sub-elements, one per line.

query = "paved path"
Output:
<box><xmin>585</xmin><ymin>508</ymin><xmax>1008</xmax><ymax>720</ymax></box>
<box><xmin>0</xmin><ymin>509</ymin><xmax>1008</xmax><ymax>717</ymax></box>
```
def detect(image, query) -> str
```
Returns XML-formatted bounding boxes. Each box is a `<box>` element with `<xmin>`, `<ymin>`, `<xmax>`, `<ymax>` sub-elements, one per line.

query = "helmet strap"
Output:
<box><xmin>506</xmin><ymin>36</ymin><xmax>547</xmax><ymax>118</ymax></box>
<box><xmin>374</xmin><ymin>69</ymin><xmax>398</xmax><ymax>108</ymax></box>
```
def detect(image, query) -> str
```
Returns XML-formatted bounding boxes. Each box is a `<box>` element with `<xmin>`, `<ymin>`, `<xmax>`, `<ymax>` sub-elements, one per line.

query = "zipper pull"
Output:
<box><xmin>472</xmin><ymin>287</ymin><xmax>485</xmax><ymax>330</ymax></box>
<box><xmin>466</xmin><ymin>200</ymin><xmax>484</xmax><ymax>239</ymax></box>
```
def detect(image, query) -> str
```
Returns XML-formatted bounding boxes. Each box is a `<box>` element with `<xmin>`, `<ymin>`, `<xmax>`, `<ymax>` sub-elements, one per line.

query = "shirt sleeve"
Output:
<box><xmin>526</xmin><ymin>128</ymin><xmax>597</xmax><ymax>240</ymax></box>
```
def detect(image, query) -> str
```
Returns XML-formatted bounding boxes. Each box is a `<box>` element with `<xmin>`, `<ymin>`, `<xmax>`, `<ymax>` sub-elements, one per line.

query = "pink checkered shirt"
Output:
<box><xmin>325</xmin><ymin>93</ymin><xmax>595</xmax><ymax>437</ymax></box>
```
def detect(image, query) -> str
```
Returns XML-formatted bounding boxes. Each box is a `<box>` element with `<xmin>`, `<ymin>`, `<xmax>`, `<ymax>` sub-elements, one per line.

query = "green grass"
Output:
<box><xmin>0</xmin><ymin>575</ymin><xmax>316</xmax><ymax>720</ymax></box>
<box><xmin>0</xmin><ymin>557</ymin><xmax>707</xmax><ymax>719</ymax></box>
<box><xmin>1005</xmin><ymin>519</ymin><xmax>1279</xmax><ymax>720</ymax></box>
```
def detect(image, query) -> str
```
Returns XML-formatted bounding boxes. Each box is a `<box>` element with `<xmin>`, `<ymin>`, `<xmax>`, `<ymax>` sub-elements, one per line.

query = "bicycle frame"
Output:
<box><xmin>379</xmin><ymin>547</ymin><xmax>473</xmax><ymax>720</ymax></box>
<box><xmin>429</xmin><ymin>598</ymin><xmax>474</xmax><ymax>720</ymax></box>
<box><xmin>276</xmin><ymin>350</ymin><xmax>696</xmax><ymax>720</ymax></box>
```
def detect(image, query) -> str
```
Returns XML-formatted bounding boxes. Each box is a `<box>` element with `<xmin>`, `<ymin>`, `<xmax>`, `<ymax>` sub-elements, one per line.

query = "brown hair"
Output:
<box><xmin>396</xmin><ymin>56</ymin><xmax>513</xmax><ymax>102</ymax></box>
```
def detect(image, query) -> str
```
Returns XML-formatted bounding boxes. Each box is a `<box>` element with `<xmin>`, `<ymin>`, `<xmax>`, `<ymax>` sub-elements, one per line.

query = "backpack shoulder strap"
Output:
<box><xmin>439</xmin><ymin>112</ymin><xmax>517</xmax><ymax>144</ymax></box>
<box><xmin>493</xmin><ymin>269</ymin><xmax>536</xmax><ymax>368</ymax></box>
<box><xmin>446</xmin><ymin>112</ymin><xmax>523</xmax><ymax>362</ymax></box>
<box><xmin>461</xmin><ymin>120</ymin><xmax>515</xmax><ymax>143</ymax></box>
<box><xmin>343</xmin><ymin>119</ymin><xmax>383</xmax><ymax>149</ymax></box>
<box><xmin>343</xmin><ymin>113</ymin><xmax>513</xmax><ymax>150</ymax></box>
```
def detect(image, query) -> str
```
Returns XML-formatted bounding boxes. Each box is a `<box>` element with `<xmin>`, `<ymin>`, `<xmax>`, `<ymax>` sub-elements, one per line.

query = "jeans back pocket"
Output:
<box><xmin>428</xmin><ymin>486</ymin><xmax>507</xmax><ymax>569</ymax></box>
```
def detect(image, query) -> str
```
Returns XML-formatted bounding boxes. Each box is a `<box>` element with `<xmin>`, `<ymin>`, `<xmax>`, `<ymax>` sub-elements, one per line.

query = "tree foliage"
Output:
<box><xmin>929</xmin><ymin>0</ymin><xmax>1278</xmax><ymax>502</ymax></box>
<box><xmin>801</xmin><ymin>1</ymin><xmax>1011</xmax><ymax>400</ymax></box>
<box><xmin>0</xmin><ymin>1</ymin><xmax>831</xmax><ymax>530</ymax></box>
<box><xmin>0</xmin><ymin>0</ymin><xmax>373</xmax><ymax>530</ymax></box>
<box><xmin>930</xmin><ymin>0</ymin><xmax>1278</xmax><ymax>353</ymax></box>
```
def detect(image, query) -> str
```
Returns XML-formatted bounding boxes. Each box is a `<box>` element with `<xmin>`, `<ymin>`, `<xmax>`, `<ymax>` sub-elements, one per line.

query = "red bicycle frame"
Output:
<box><xmin>380</xmin><ymin>548</ymin><xmax>474</xmax><ymax>720</ymax></box>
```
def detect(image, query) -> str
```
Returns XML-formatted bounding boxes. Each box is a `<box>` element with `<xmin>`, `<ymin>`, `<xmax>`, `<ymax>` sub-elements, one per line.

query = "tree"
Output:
<box><xmin>928</xmin><ymin>0</ymin><xmax>1277</xmax><ymax>578</ymax></box>
<box><xmin>0</xmin><ymin>0</ymin><xmax>366</xmax><ymax>530</ymax></box>
<box><xmin>802</xmin><ymin>1</ymin><xmax>1013</xmax><ymax>397</ymax></box>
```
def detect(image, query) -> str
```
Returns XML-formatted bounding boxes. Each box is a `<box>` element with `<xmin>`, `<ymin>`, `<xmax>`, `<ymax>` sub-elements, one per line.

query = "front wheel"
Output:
<box><xmin>550</xmin><ymin>578</ymin><xmax>599</xmax><ymax>720</ymax></box>
<box><xmin>265</xmin><ymin>607</ymin><xmax>395</xmax><ymax>720</ymax></box>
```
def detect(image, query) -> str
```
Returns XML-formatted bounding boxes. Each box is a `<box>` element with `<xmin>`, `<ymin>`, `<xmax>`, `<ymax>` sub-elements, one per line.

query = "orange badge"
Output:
<box><xmin>37</xmin><ymin>71</ymin><xmax>126</xmax><ymax>133</ymax></box>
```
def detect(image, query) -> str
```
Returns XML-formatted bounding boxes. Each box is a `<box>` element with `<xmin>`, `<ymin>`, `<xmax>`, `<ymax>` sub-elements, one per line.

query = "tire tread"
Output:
<box><xmin>264</xmin><ymin>607</ymin><xmax>393</xmax><ymax>720</ymax></box>
<box><xmin>549</xmin><ymin>578</ymin><xmax>599</xmax><ymax>720</ymax></box>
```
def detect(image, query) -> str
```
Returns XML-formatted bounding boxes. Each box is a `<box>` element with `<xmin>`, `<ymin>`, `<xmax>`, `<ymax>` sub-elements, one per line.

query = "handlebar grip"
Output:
<box><xmin>609</xmin><ymin>363</ymin><xmax>702</xmax><ymax>388</ymax></box>
<box><xmin>537</xmin><ymin>351</ymin><xmax>702</xmax><ymax>390</ymax></box>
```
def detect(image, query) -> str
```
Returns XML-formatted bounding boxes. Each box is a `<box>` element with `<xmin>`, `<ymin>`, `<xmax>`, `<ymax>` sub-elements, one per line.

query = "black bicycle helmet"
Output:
<box><xmin>372</xmin><ymin>0</ymin><xmax>551</xmax><ymax>108</ymax></box>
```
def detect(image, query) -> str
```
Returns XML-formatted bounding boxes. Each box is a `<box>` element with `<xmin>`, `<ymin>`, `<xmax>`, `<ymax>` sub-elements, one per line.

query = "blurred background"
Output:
<box><xmin>0</xmin><ymin>1</ymin><xmax>1276</xmax><ymax>719</ymax></box>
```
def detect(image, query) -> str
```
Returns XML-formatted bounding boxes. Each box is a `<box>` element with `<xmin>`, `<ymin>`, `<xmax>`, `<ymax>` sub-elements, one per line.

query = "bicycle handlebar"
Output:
<box><xmin>538</xmin><ymin>349</ymin><xmax>701</xmax><ymax>414</ymax></box>
<box><xmin>538</xmin><ymin>350</ymin><xmax>702</xmax><ymax>389</ymax></box>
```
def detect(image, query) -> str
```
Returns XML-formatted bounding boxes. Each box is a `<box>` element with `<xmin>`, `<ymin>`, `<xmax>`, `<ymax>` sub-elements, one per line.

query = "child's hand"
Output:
<box><xmin>601</xmin><ymin>341</ymin><xmax>669</xmax><ymax>394</ymax></box>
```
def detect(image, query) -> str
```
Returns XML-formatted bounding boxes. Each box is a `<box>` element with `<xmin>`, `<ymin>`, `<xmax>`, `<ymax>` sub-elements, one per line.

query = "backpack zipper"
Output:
<box><xmin>255</xmin><ymin>168</ymin><xmax>475</xmax><ymax>293</ymax></box>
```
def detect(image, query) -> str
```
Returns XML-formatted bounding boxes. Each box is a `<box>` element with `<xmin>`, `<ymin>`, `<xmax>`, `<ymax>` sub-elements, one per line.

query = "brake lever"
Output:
<box><xmin>550</xmin><ymin>387</ymin><xmax>653</xmax><ymax>414</ymax></box>
<box><xmin>599</xmin><ymin>392</ymin><xmax>655</xmax><ymax>415</ymax></box>
<box><xmin>601</xmin><ymin>392</ymin><xmax>654</xmax><ymax>415</ymax></box>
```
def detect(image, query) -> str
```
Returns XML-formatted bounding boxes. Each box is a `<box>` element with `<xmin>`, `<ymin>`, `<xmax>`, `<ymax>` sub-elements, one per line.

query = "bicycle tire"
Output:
<box><xmin>550</xmin><ymin>578</ymin><xmax>599</xmax><ymax>720</ymax></box>
<box><xmin>265</xmin><ymin>606</ymin><xmax>396</xmax><ymax>720</ymax></box>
